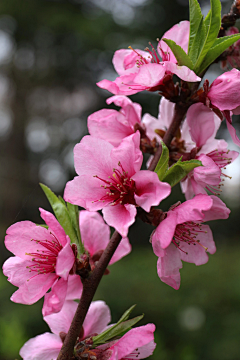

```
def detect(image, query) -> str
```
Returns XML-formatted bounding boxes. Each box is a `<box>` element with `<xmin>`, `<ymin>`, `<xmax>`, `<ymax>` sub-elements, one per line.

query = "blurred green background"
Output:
<box><xmin>0</xmin><ymin>0</ymin><xmax>240</xmax><ymax>359</ymax></box>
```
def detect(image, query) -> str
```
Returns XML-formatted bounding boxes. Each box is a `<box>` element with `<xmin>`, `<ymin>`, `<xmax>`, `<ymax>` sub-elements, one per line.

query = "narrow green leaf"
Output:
<box><xmin>188</xmin><ymin>0</ymin><xmax>203</xmax><ymax>52</ymax></box>
<box><xmin>118</xmin><ymin>304</ymin><xmax>136</xmax><ymax>323</ymax></box>
<box><xmin>199</xmin><ymin>33</ymin><xmax>240</xmax><ymax>72</ymax></box>
<box><xmin>67</xmin><ymin>202</ymin><xmax>84</xmax><ymax>254</ymax></box>
<box><xmin>40</xmin><ymin>183</ymin><xmax>78</xmax><ymax>244</ymax></box>
<box><xmin>162</xmin><ymin>39</ymin><xmax>194</xmax><ymax>69</ymax></box>
<box><xmin>162</xmin><ymin>159</ymin><xmax>202</xmax><ymax>187</ymax></box>
<box><xmin>204</xmin><ymin>9</ymin><xmax>211</xmax><ymax>30</ymax></box>
<box><xmin>189</xmin><ymin>17</ymin><xmax>206</xmax><ymax>65</ymax></box>
<box><xmin>92</xmin><ymin>315</ymin><xmax>144</xmax><ymax>347</ymax></box>
<box><xmin>154</xmin><ymin>141</ymin><xmax>169</xmax><ymax>181</ymax></box>
<box><xmin>194</xmin><ymin>0</ymin><xmax>221</xmax><ymax>74</ymax></box>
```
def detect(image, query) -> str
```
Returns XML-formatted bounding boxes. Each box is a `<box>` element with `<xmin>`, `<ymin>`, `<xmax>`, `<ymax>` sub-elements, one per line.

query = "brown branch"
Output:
<box><xmin>57</xmin><ymin>231</ymin><xmax>122</xmax><ymax>360</ymax></box>
<box><xmin>148</xmin><ymin>103</ymin><xmax>189</xmax><ymax>171</ymax></box>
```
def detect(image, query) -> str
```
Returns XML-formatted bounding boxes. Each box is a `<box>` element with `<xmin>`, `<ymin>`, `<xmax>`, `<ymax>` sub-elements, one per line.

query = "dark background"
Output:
<box><xmin>0</xmin><ymin>0</ymin><xmax>240</xmax><ymax>359</ymax></box>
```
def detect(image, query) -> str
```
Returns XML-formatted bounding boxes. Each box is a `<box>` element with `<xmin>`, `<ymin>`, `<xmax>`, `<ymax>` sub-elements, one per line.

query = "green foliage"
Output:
<box><xmin>40</xmin><ymin>184</ymin><xmax>84</xmax><ymax>253</ymax></box>
<box><xmin>199</xmin><ymin>33</ymin><xmax>240</xmax><ymax>72</ymax></box>
<box><xmin>92</xmin><ymin>305</ymin><xmax>143</xmax><ymax>346</ymax></box>
<box><xmin>154</xmin><ymin>141</ymin><xmax>169</xmax><ymax>181</ymax></box>
<box><xmin>188</xmin><ymin>0</ymin><xmax>203</xmax><ymax>54</ymax></box>
<box><xmin>161</xmin><ymin>39</ymin><xmax>194</xmax><ymax>69</ymax></box>
<box><xmin>162</xmin><ymin>159</ymin><xmax>202</xmax><ymax>187</ymax></box>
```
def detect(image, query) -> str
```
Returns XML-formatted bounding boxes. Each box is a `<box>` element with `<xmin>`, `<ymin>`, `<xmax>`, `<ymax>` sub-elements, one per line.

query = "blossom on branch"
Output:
<box><xmin>152</xmin><ymin>194</ymin><xmax>230</xmax><ymax>289</ymax></box>
<box><xmin>20</xmin><ymin>300</ymin><xmax>156</xmax><ymax>360</ymax></box>
<box><xmin>3</xmin><ymin>208</ymin><xmax>82</xmax><ymax>316</ymax></box>
<box><xmin>79</xmin><ymin>210</ymin><xmax>131</xmax><ymax>269</ymax></box>
<box><xmin>64</xmin><ymin>132</ymin><xmax>171</xmax><ymax>237</ymax></box>
<box><xmin>207</xmin><ymin>68</ymin><xmax>240</xmax><ymax>146</ymax></box>
<box><xmin>88</xmin><ymin>95</ymin><xmax>142</xmax><ymax>147</ymax></box>
<box><xmin>97</xmin><ymin>21</ymin><xmax>200</xmax><ymax>96</ymax></box>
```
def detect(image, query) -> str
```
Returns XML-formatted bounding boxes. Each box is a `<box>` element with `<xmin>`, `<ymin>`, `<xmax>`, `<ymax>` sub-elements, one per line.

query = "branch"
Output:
<box><xmin>148</xmin><ymin>102</ymin><xmax>189</xmax><ymax>171</ymax></box>
<box><xmin>57</xmin><ymin>231</ymin><xmax>122</xmax><ymax>360</ymax></box>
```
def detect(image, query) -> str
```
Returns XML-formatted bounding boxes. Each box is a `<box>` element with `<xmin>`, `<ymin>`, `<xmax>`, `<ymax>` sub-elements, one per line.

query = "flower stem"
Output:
<box><xmin>57</xmin><ymin>231</ymin><xmax>122</xmax><ymax>360</ymax></box>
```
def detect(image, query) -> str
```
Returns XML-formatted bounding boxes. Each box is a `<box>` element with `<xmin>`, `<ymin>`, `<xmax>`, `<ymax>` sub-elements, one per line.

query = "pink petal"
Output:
<box><xmin>11</xmin><ymin>273</ymin><xmax>57</xmax><ymax>305</ymax></box>
<box><xmin>64</xmin><ymin>175</ymin><xmax>110</xmax><ymax>211</ymax></box>
<box><xmin>97</xmin><ymin>73</ymin><xmax>141</xmax><ymax>96</ymax></box>
<box><xmin>203</xmin><ymin>195</ymin><xmax>230</xmax><ymax>221</ymax></box>
<box><xmin>109</xmin><ymin>237</ymin><xmax>131</xmax><ymax>265</ymax></box>
<box><xmin>42</xmin><ymin>278</ymin><xmax>68</xmax><ymax>316</ymax></box>
<box><xmin>132</xmin><ymin>170</ymin><xmax>171</xmax><ymax>212</ymax></box>
<box><xmin>3</xmin><ymin>256</ymin><xmax>33</xmax><ymax>287</ymax></box>
<box><xmin>83</xmin><ymin>301</ymin><xmax>111</xmax><ymax>337</ymax></box>
<box><xmin>173</xmin><ymin>194</ymin><xmax>213</xmax><ymax>224</ymax></box>
<box><xmin>142</xmin><ymin>113</ymin><xmax>161</xmax><ymax>141</ymax></box>
<box><xmin>109</xmin><ymin>324</ymin><xmax>156</xmax><ymax>360</ymax></box>
<box><xmin>193</xmin><ymin>154</ymin><xmax>221</xmax><ymax>187</ymax></box>
<box><xmin>44</xmin><ymin>300</ymin><xmax>78</xmax><ymax>335</ymax></box>
<box><xmin>152</xmin><ymin>211</ymin><xmax>178</xmax><ymax>250</ymax></box>
<box><xmin>163</xmin><ymin>62</ymin><xmax>201</xmax><ymax>82</ymax></box>
<box><xmin>208</xmin><ymin>68</ymin><xmax>240</xmax><ymax>111</ymax></box>
<box><xmin>133</xmin><ymin>340</ymin><xmax>156</xmax><ymax>359</ymax></box>
<box><xmin>111</xmin><ymin>132</ymin><xmax>142</xmax><ymax>175</ymax></box>
<box><xmin>79</xmin><ymin>211</ymin><xmax>110</xmax><ymax>256</ymax></box>
<box><xmin>106</xmin><ymin>95</ymin><xmax>142</xmax><ymax>127</ymax></box>
<box><xmin>73</xmin><ymin>136</ymin><xmax>114</xmax><ymax>178</ymax></box>
<box><xmin>158</xmin><ymin>97</ymin><xmax>175</xmax><ymax>130</ymax></box>
<box><xmin>65</xmin><ymin>274</ymin><xmax>83</xmax><ymax>300</ymax></box>
<box><xmin>19</xmin><ymin>333</ymin><xmax>62</xmax><ymax>360</ymax></box>
<box><xmin>103</xmin><ymin>204</ymin><xmax>137</xmax><ymax>238</ymax></box>
<box><xmin>226</xmin><ymin>119</ymin><xmax>240</xmax><ymax>146</ymax></box>
<box><xmin>39</xmin><ymin>208</ymin><xmax>67</xmax><ymax>247</ymax></box>
<box><xmin>156</xmin><ymin>243</ymin><xmax>182</xmax><ymax>290</ymax></box>
<box><xmin>112</xmin><ymin>49</ymin><xmax>147</xmax><ymax>76</ymax></box>
<box><xmin>133</xmin><ymin>63</ymin><xmax>166</xmax><ymax>88</ymax></box>
<box><xmin>88</xmin><ymin>108</ymin><xmax>133</xmax><ymax>147</ymax></box>
<box><xmin>186</xmin><ymin>104</ymin><xmax>216</xmax><ymax>148</ymax></box>
<box><xmin>5</xmin><ymin>221</ymin><xmax>53</xmax><ymax>260</ymax></box>
<box><xmin>159</xmin><ymin>21</ymin><xmax>190</xmax><ymax>62</ymax></box>
<box><xmin>55</xmin><ymin>236</ymin><xmax>74</xmax><ymax>280</ymax></box>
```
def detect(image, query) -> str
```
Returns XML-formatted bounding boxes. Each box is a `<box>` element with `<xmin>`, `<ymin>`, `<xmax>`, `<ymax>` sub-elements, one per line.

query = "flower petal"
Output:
<box><xmin>83</xmin><ymin>301</ymin><xmax>111</xmax><ymax>337</ymax></box>
<box><xmin>103</xmin><ymin>204</ymin><xmax>137</xmax><ymax>238</ymax></box>
<box><xmin>42</xmin><ymin>278</ymin><xmax>68</xmax><ymax>316</ymax></box>
<box><xmin>19</xmin><ymin>333</ymin><xmax>62</xmax><ymax>360</ymax></box>
<box><xmin>133</xmin><ymin>171</ymin><xmax>171</xmax><ymax>212</ymax></box>
<box><xmin>55</xmin><ymin>236</ymin><xmax>74</xmax><ymax>280</ymax></box>
<box><xmin>44</xmin><ymin>300</ymin><xmax>78</xmax><ymax>335</ymax></box>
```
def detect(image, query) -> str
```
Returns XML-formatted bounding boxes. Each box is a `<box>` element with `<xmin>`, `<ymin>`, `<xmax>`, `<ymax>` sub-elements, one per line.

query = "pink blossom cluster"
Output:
<box><xmin>2</xmin><ymin>15</ymin><xmax>240</xmax><ymax>360</ymax></box>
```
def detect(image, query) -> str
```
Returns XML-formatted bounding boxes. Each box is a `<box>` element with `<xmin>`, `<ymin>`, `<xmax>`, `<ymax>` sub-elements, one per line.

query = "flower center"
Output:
<box><xmin>172</xmin><ymin>221</ymin><xmax>208</xmax><ymax>254</ymax></box>
<box><xmin>93</xmin><ymin>162</ymin><xmax>136</xmax><ymax>206</ymax></box>
<box><xmin>26</xmin><ymin>233</ymin><xmax>62</xmax><ymax>276</ymax></box>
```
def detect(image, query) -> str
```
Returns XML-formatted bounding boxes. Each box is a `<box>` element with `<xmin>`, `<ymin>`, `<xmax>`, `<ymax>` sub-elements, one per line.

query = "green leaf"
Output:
<box><xmin>188</xmin><ymin>0</ymin><xmax>203</xmax><ymax>52</ymax></box>
<box><xmin>92</xmin><ymin>305</ymin><xmax>137</xmax><ymax>346</ymax></box>
<box><xmin>40</xmin><ymin>183</ymin><xmax>78</xmax><ymax>245</ymax></box>
<box><xmin>162</xmin><ymin>159</ymin><xmax>202</xmax><ymax>187</ymax></box>
<box><xmin>199</xmin><ymin>33</ymin><xmax>240</xmax><ymax>72</ymax></box>
<box><xmin>162</xmin><ymin>39</ymin><xmax>194</xmax><ymax>69</ymax></box>
<box><xmin>92</xmin><ymin>306</ymin><xmax>144</xmax><ymax>347</ymax></box>
<box><xmin>193</xmin><ymin>0</ymin><xmax>222</xmax><ymax>74</ymax></box>
<box><xmin>67</xmin><ymin>202</ymin><xmax>84</xmax><ymax>253</ymax></box>
<box><xmin>154</xmin><ymin>141</ymin><xmax>169</xmax><ymax>181</ymax></box>
<box><xmin>189</xmin><ymin>17</ymin><xmax>206</xmax><ymax>64</ymax></box>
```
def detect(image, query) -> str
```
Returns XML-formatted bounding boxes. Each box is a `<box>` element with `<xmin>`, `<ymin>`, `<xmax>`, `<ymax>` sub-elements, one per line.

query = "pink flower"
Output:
<box><xmin>97</xmin><ymin>22</ymin><xmax>200</xmax><ymax>96</ymax></box>
<box><xmin>20</xmin><ymin>300</ymin><xmax>156</xmax><ymax>360</ymax></box>
<box><xmin>3</xmin><ymin>208</ymin><xmax>82</xmax><ymax>316</ymax></box>
<box><xmin>152</xmin><ymin>194</ymin><xmax>230</xmax><ymax>289</ymax></box>
<box><xmin>181</xmin><ymin>103</ymin><xmax>239</xmax><ymax>199</ymax></box>
<box><xmin>79</xmin><ymin>210</ymin><xmax>131</xmax><ymax>267</ymax></box>
<box><xmin>207</xmin><ymin>69</ymin><xmax>240</xmax><ymax>146</ymax></box>
<box><xmin>64</xmin><ymin>133</ymin><xmax>171</xmax><ymax>237</ymax></box>
<box><xmin>88</xmin><ymin>95</ymin><xmax>142</xmax><ymax>147</ymax></box>
<box><xmin>19</xmin><ymin>300</ymin><xmax>111</xmax><ymax>360</ymax></box>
